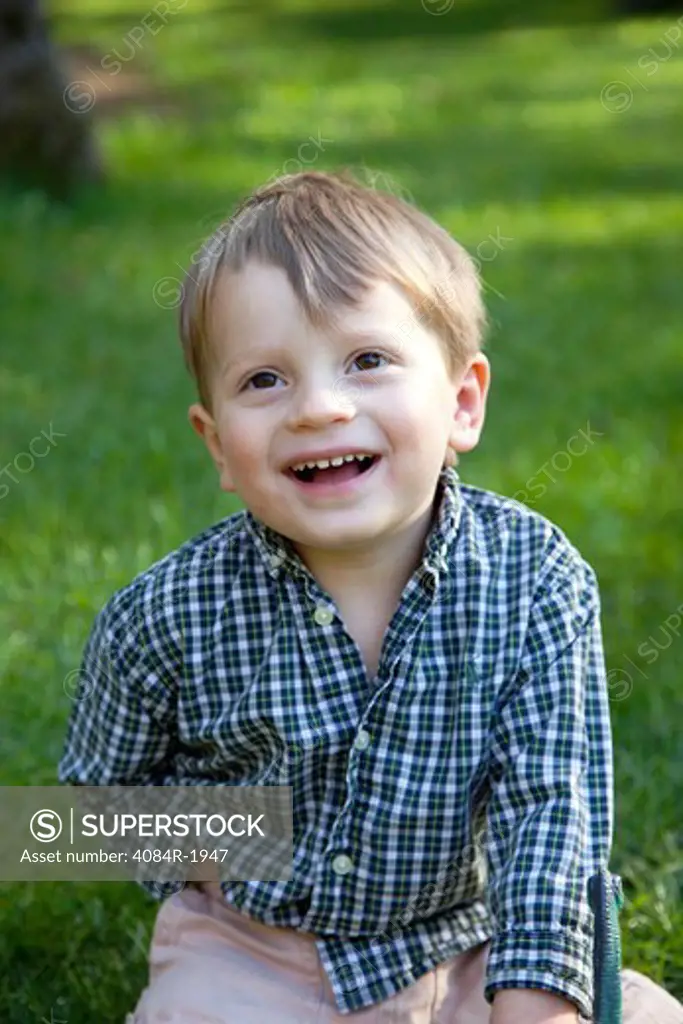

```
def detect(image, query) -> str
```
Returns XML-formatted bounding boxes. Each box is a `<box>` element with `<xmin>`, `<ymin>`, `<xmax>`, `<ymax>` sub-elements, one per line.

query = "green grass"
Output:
<box><xmin>1</xmin><ymin>0</ymin><xmax>682</xmax><ymax>1019</ymax></box>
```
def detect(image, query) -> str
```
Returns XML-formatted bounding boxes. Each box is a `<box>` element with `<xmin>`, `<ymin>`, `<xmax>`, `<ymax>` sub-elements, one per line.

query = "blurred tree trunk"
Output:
<box><xmin>0</xmin><ymin>0</ymin><xmax>103</xmax><ymax>201</ymax></box>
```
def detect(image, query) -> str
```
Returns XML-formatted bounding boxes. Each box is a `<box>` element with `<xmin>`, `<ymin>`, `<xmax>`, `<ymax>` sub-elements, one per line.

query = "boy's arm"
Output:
<box><xmin>490</xmin><ymin>988</ymin><xmax>578</xmax><ymax>1023</ymax></box>
<box><xmin>483</xmin><ymin>550</ymin><xmax>613</xmax><ymax>1022</ymax></box>
<box><xmin>58</xmin><ymin>589</ymin><xmax>178</xmax><ymax>786</ymax></box>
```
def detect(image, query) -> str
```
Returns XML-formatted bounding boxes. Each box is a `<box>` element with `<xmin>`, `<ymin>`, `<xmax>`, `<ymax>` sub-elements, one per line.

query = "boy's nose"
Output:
<box><xmin>287</xmin><ymin>375</ymin><xmax>359</xmax><ymax>428</ymax></box>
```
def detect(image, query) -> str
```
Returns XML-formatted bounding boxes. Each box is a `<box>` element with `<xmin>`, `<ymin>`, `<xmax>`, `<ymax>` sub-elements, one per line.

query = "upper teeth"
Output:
<box><xmin>291</xmin><ymin>453</ymin><xmax>374</xmax><ymax>472</ymax></box>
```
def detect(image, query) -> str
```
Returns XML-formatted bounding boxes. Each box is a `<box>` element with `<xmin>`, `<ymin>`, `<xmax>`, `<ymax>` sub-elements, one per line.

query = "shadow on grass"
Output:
<box><xmin>256</xmin><ymin>0</ymin><xmax>621</xmax><ymax>40</ymax></box>
<box><xmin>51</xmin><ymin>0</ymin><xmax>656</xmax><ymax>43</ymax></box>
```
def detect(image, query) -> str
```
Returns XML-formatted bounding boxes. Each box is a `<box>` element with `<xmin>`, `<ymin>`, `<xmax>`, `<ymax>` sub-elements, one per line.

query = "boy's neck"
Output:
<box><xmin>292</xmin><ymin>494</ymin><xmax>439</xmax><ymax>613</ymax></box>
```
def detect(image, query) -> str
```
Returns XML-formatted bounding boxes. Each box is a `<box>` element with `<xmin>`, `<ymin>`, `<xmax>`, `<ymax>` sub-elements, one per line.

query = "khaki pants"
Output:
<box><xmin>128</xmin><ymin>883</ymin><xmax>683</xmax><ymax>1023</ymax></box>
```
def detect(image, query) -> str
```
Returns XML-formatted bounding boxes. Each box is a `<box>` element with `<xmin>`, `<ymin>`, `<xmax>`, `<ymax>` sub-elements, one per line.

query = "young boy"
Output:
<box><xmin>59</xmin><ymin>171</ymin><xmax>683</xmax><ymax>1023</ymax></box>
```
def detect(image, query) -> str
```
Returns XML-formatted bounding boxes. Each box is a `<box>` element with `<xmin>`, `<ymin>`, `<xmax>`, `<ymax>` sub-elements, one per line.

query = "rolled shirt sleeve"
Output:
<box><xmin>483</xmin><ymin>549</ymin><xmax>614</xmax><ymax>1019</ymax></box>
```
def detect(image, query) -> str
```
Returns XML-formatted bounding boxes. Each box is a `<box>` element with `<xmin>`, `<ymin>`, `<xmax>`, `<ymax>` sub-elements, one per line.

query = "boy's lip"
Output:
<box><xmin>281</xmin><ymin>446</ymin><xmax>381</xmax><ymax>471</ymax></box>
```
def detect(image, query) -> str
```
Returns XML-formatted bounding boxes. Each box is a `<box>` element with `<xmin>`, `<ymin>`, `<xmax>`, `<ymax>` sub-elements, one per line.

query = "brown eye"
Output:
<box><xmin>354</xmin><ymin>351</ymin><xmax>387</xmax><ymax>372</ymax></box>
<box><xmin>246</xmin><ymin>371</ymin><xmax>279</xmax><ymax>390</ymax></box>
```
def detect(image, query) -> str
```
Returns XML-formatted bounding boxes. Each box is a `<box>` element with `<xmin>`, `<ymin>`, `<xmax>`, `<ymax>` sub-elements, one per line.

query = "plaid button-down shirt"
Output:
<box><xmin>58</xmin><ymin>467</ymin><xmax>613</xmax><ymax>1019</ymax></box>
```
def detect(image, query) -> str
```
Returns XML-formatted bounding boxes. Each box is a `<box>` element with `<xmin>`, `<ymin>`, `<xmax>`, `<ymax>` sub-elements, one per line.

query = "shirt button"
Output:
<box><xmin>353</xmin><ymin>730</ymin><xmax>371</xmax><ymax>751</ymax></box>
<box><xmin>269</xmin><ymin>553</ymin><xmax>285</xmax><ymax>569</ymax></box>
<box><xmin>331</xmin><ymin>854</ymin><xmax>354</xmax><ymax>876</ymax></box>
<box><xmin>313</xmin><ymin>605</ymin><xmax>334</xmax><ymax>626</ymax></box>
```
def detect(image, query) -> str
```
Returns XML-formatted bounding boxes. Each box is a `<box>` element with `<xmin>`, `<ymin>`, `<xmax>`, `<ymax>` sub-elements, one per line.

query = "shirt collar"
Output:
<box><xmin>244</xmin><ymin>465</ymin><xmax>463</xmax><ymax>583</ymax></box>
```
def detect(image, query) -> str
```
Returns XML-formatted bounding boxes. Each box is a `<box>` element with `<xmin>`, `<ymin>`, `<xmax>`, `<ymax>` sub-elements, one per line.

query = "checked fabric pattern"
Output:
<box><xmin>59</xmin><ymin>466</ymin><xmax>614</xmax><ymax>1019</ymax></box>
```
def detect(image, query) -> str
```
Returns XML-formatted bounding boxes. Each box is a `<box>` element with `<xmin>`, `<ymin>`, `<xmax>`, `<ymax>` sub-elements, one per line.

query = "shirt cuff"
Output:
<box><xmin>138</xmin><ymin>879</ymin><xmax>187</xmax><ymax>900</ymax></box>
<box><xmin>484</xmin><ymin>927</ymin><xmax>593</xmax><ymax>1020</ymax></box>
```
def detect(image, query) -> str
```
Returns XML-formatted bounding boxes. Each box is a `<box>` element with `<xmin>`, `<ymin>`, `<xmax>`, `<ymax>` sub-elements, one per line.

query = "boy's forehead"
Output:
<box><xmin>209</xmin><ymin>262</ymin><xmax>418</xmax><ymax>361</ymax></box>
<box><xmin>210</xmin><ymin>263</ymin><xmax>300</xmax><ymax>332</ymax></box>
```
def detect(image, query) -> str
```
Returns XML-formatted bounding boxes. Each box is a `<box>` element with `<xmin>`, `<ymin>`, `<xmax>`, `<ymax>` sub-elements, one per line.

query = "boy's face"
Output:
<box><xmin>189</xmin><ymin>261</ymin><xmax>489</xmax><ymax>556</ymax></box>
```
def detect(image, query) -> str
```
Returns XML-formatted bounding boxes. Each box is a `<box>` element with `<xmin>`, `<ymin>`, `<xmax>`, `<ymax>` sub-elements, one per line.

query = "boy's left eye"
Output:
<box><xmin>353</xmin><ymin>351</ymin><xmax>388</xmax><ymax>371</ymax></box>
<box><xmin>244</xmin><ymin>371</ymin><xmax>280</xmax><ymax>390</ymax></box>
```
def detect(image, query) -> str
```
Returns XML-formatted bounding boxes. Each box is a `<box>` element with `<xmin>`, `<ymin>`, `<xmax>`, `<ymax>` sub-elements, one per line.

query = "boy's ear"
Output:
<box><xmin>188</xmin><ymin>403</ymin><xmax>237</xmax><ymax>493</ymax></box>
<box><xmin>448</xmin><ymin>353</ymin><xmax>490</xmax><ymax>457</ymax></box>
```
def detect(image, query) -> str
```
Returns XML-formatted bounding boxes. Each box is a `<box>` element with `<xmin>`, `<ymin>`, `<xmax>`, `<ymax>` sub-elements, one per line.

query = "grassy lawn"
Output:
<box><xmin>1</xmin><ymin>0</ymin><xmax>682</xmax><ymax>1019</ymax></box>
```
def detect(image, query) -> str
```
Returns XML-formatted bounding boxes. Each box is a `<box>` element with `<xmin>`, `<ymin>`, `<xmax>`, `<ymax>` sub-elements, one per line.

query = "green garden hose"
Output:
<box><xmin>588</xmin><ymin>868</ymin><xmax>625</xmax><ymax>1024</ymax></box>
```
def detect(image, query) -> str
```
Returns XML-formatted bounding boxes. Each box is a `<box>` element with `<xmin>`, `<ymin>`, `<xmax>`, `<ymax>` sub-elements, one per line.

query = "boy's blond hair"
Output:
<box><xmin>179</xmin><ymin>170</ymin><xmax>486</xmax><ymax>468</ymax></box>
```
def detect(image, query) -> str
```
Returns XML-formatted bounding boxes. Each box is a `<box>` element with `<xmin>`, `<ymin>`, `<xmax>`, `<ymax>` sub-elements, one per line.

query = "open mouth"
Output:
<box><xmin>287</xmin><ymin>454</ymin><xmax>380</xmax><ymax>486</ymax></box>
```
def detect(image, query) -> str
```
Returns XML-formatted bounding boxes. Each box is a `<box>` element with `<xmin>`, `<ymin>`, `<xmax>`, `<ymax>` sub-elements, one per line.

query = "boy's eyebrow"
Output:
<box><xmin>219</xmin><ymin>346</ymin><xmax>291</xmax><ymax>376</ymax></box>
<box><xmin>339</xmin><ymin>329</ymin><xmax>404</xmax><ymax>348</ymax></box>
<box><xmin>219</xmin><ymin>332</ymin><xmax>403</xmax><ymax>377</ymax></box>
